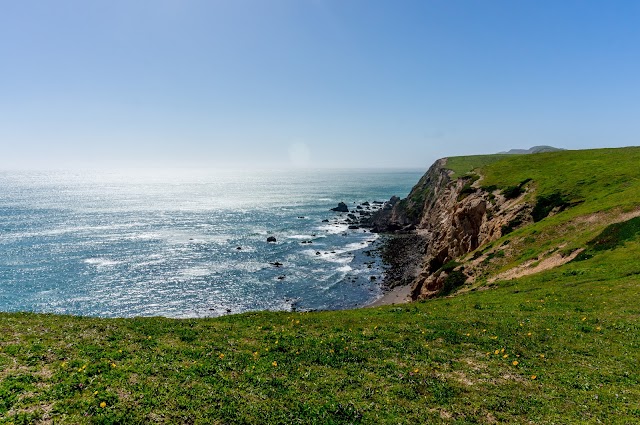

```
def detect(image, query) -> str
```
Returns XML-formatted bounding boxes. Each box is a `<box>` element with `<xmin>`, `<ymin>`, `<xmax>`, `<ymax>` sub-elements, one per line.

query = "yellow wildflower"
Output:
<box><xmin>512</xmin><ymin>360</ymin><xmax>518</xmax><ymax>366</ymax></box>
<box><xmin>111</xmin><ymin>363</ymin><xmax>116</xmax><ymax>368</ymax></box>
<box><xmin>100</xmin><ymin>402</ymin><xmax>106</xmax><ymax>408</ymax></box>
<box><xmin>503</xmin><ymin>354</ymin><xmax>509</xmax><ymax>358</ymax></box>
<box><xmin>219</xmin><ymin>353</ymin><xmax>225</xmax><ymax>359</ymax></box>
<box><xmin>494</xmin><ymin>349</ymin><xmax>500</xmax><ymax>355</ymax></box>
<box><xmin>531</xmin><ymin>375</ymin><xmax>537</xmax><ymax>380</ymax></box>
<box><xmin>93</xmin><ymin>391</ymin><xmax>99</xmax><ymax>396</ymax></box>
<box><xmin>413</xmin><ymin>368</ymin><xmax>419</xmax><ymax>373</ymax></box>
<box><xmin>272</xmin><ymin>361</ymin><xmax>278</xmax><ymax>367</ymax></box>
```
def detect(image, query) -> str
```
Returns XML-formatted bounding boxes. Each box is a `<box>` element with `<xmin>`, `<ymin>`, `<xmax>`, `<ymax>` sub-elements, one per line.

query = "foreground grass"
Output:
<box><xmin>2</xmin><ymin>239</ymin><xmax>639</xmax><ymax>424</ymax></box>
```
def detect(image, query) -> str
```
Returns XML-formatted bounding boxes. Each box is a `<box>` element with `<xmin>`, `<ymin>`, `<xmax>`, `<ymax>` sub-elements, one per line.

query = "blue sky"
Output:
<box><xmin>1</xmin><ymin>0</ymin><xmax>639</xmax><ymax>169</ymax></box>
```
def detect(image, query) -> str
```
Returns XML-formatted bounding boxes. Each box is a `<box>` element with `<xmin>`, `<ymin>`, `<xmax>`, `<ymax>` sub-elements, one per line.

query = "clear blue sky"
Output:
<box><xmin>1</xmin><ymin>0</ymin><xmax>639</xmax><ymax>169</ymax></box>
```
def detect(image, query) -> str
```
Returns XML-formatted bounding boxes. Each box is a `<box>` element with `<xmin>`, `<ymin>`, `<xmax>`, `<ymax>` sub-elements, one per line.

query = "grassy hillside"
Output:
<box><xmin>447</xmin><ymin>147</ymin><xmax>640</xmax><ymax>284</ymax></box>
<box><xmin>2</xmin><ymin>147</ymin><xmax>640</xmax><ymax>424</ymax></box>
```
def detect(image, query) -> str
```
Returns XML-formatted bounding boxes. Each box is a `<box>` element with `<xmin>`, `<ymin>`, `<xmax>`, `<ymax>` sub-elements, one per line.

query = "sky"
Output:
<box><xmin>1</xmin><ymin>0</ymin><xmax>639</xmax><ymax>169</ymax></box>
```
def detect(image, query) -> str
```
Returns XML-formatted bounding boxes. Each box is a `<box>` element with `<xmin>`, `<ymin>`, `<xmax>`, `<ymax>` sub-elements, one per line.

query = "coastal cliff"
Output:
<box><xmin>368</xmin><ymin>147</ymin><xmax>640</xmax><ymax>300</ymax></box>
<box><xmin>371</xmin><ymin>157</ymin><xmax>532</xmax><ymax>299</ymax></box>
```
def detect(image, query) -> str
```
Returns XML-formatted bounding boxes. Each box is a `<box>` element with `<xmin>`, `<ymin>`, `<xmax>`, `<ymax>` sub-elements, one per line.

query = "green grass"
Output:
<box><xmin>478</xmin><ymin>147</ymin><xmax>640</xmax><ymax>215</ymax></box>
<box><xmin>2</xmin><ymin>147</ymin><xmax>640</xmax><ymax>424</ymax></box>
<box><xmin>445</xmin><ymin>154</ymin><xmax>512</xmax><ymax>179</ymax></box>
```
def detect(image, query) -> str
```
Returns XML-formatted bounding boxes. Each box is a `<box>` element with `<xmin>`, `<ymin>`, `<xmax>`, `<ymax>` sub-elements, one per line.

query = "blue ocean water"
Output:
<box><xmin>0</xmin><ymin>169</ymin><xmax>422</xmax><ymax>318</ymax></box>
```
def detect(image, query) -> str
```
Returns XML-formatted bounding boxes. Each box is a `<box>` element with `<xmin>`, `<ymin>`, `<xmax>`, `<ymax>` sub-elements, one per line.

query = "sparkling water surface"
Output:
<box><xmin>0</xmin><ymin>169</ymin><xmax>422</xmax><ymax>318</ymax></box>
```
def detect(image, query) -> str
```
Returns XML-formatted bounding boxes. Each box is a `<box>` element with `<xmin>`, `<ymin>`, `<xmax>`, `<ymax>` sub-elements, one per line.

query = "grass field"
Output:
<box><xmin>2</xmin><ymin>147</ymin><xmax>639</xmax><ymax>424</ymax></box>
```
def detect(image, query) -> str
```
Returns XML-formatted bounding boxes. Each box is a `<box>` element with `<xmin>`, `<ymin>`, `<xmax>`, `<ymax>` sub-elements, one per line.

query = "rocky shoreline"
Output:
<box><xmin>323</xmin><ymin>200</ymin><xmax>421</xmax><ymax>306</ymax></box>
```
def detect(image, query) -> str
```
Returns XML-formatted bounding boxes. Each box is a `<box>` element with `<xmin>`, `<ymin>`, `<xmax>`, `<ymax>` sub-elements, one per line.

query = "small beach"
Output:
<box><xmin>367</xmin><ymin>283</ymin><xmax>412</xmax><ymax>307</ymax></box>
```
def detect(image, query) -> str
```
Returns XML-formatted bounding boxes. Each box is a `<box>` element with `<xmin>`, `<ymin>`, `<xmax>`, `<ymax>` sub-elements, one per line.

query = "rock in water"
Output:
<box><xmin>331</xmin><ymin>202</ymin><xmax>349</xmax><ymax>212</ymax></box>
<box><xmin>266</xmin><ymin>236</ymin><xmax>277</xmax><ymax>243</ymax></box>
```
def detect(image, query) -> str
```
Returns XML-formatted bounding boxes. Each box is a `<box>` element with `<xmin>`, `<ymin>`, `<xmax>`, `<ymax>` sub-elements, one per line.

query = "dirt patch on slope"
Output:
<box><xmin>488</xmin><ymin>207</ymin><xmax>640</xmax><ymax>282</ymax></box>
<box><xmin>489</xmin><ymin>248</ymin><xmax>584</xmax><ymax>282</ymax></box>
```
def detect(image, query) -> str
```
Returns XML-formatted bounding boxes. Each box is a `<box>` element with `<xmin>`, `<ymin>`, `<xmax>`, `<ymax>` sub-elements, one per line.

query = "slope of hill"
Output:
<box><xmin>1</xmin><ymin>147</ymin><xmax>639</xmax><ymax>424</ymax></box>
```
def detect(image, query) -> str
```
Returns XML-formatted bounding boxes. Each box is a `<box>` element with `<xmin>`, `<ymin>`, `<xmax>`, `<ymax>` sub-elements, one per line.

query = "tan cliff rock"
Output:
<box><xmin>370</xmin><ymin>158</ymin><xmax>533</xmax><ymax>300</ymax></box>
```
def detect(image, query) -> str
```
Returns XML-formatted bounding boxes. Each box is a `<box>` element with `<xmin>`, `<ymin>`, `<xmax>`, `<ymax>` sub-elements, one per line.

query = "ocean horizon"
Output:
<box><xmin>0</xmin><ymin>168</ymin><xmax>423</xmax><ymax>318</ymax></box>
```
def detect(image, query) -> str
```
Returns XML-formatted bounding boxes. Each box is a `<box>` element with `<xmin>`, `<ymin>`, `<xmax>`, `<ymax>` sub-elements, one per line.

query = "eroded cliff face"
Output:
<box><xmin>370</xmin><ymin>158</ymin><xmax>533</xmax><ymax>300</ymax></box>
<box><xmin>369</xmin><ymin>159</ymin><xmax>451</xmax><ymax>233</ymax></box>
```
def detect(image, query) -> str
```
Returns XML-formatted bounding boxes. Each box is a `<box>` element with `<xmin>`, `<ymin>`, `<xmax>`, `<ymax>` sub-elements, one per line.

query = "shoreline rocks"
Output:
<box><xmin>331</xmin><ymin>202</ymin><xmax>349</xmax><ymax>212</ymax></box>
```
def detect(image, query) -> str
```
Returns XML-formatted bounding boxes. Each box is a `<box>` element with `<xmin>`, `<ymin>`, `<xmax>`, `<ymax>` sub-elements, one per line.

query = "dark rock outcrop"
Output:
<box><xmin>267</xmin><ymin>236</ymin><xmax>277</xmax><ymax>243</ymax></box>
<box><xmin>331</xmin><ymin>202</ymin><xmax>349</xmax><ymax>212</ymax></box>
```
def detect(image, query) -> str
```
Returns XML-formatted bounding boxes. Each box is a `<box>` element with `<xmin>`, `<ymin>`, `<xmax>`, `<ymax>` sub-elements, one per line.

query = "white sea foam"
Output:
<box><xmin>289</xmin><ymin>234</ymin><xmax>312</xmax><ymax>240</ymax></box>
<box><xmin>84</xmin><ymin>258</ymin><xmax>120</xmax><ymax>267</ymax></box>
<box><xmin>318</xmin><ymin>223</ymin><xmax>349</xmax><ymax>234</ymax></box>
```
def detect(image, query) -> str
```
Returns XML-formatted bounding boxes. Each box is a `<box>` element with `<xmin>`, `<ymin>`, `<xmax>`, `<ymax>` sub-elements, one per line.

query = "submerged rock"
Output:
<box><xmin>266</xmin><ymin>236</ymin><xmax>277</xmax><ymax>243</ymax></box>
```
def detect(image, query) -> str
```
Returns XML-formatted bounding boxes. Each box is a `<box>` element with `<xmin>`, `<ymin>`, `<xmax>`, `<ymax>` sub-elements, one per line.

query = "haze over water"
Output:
<box><xmin>0</xmin><ymin>168</ymin><xmax>422</xmax><ymax>318</ymax></box>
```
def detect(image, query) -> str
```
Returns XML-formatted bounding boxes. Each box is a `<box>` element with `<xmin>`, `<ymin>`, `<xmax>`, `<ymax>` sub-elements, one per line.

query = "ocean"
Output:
<box><xmin>0</xmin><ymin>168</ymin><xmax>423</xmax><ymax>318</ymax></box>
